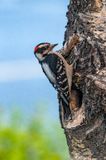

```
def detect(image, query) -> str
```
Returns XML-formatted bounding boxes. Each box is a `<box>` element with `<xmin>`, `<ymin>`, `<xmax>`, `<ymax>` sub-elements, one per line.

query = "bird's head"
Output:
<box><xmin>34</xmin><ymin>42</ymin><xmax>58</xmax><ymax>61</ymax></box>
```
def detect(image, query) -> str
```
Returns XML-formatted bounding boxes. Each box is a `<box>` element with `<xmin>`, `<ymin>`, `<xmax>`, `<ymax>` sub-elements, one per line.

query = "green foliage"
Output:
<box><xmin>0</xmin><ymin>106</ymin><xmax>69</xmax><ymax>160</ymax></box>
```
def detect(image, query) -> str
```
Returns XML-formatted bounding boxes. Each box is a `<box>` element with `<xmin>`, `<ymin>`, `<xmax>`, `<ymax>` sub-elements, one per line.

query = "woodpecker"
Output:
<box><xmin>34</xmin><ymin>42</ymin><xmax>73</xmax><ymax>121</ymax></box>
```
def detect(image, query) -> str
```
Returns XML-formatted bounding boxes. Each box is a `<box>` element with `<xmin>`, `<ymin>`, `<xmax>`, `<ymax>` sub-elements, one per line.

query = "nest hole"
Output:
<box><xmin>71</xmin><ymin>84</ymin><xmax>83</xmax><ymax>110</ymax></box>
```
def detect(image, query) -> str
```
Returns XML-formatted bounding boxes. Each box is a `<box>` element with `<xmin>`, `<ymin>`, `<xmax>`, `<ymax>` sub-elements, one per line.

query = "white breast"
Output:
<box><xmin>42</xmin><ymin>63</ymin><xmax>56</xmax><ymax>84</ymax></box>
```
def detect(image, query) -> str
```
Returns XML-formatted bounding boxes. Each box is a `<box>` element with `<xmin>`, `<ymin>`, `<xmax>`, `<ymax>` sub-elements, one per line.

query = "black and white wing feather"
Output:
<box><xmin>41</xmin><ymin>53</ymin><xmax>70</xmax><ymax>106</ymax></box>
<box><xmin>56</xmin><ymin>57</ymin><xmax>70</xmax><ymax>105</ymax></box>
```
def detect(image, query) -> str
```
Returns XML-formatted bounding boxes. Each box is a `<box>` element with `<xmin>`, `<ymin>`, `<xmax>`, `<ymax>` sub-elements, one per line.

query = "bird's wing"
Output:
<box><xmin>56</xmin><ymin>57</ymin><xmax>70</xmax><ymax>105</ymax></box>
<box><xmin>41</xmin><ymin>53</ymin><xmax>70</xmax><ymax>106</ymax></box>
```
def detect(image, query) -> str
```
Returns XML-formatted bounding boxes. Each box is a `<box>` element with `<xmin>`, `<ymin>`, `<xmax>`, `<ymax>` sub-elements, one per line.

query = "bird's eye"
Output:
<box><xmin>38</xmin><ymin>46</ymin><xmax>49</xmax><ymax>53</ymax></box>
<box><xmin>37</xmin><ymin>48</ymin><xmax>43</xmax><ymax>53</ymax></box>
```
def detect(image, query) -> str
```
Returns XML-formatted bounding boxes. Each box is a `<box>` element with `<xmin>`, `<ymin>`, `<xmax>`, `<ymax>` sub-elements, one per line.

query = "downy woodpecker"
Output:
<box><xmin>34</xmin><ymin>42</ymin><xmax>72</xmax><ymax>121</ymax></box>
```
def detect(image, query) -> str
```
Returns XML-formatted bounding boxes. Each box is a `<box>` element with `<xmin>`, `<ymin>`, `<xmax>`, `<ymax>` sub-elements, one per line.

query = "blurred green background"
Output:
<box><xmin>0</xmin><ymin>106</ymin><xmax>69</xmax><ymax>160</ymax></box>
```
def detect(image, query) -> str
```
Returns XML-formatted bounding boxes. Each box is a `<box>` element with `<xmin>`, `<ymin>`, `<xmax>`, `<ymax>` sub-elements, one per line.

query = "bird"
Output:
<box><xmin>34</xmin><ymin>42</ymin><xmax>73</xmax><ymax>121</ymax></box>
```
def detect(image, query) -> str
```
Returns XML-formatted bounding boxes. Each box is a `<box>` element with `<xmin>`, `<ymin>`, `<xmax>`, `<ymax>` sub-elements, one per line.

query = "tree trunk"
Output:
<box><xmin>61</xmin><ymin>0</ymin><xmax>106</xmax><ymax>159</ymax></box>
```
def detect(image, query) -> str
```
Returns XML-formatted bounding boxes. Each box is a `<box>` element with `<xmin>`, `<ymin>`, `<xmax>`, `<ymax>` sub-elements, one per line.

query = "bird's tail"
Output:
<box><xmin>61</xmin><ymin>99</ymin><xmax>72</xmax><ymax>121</ymax></box>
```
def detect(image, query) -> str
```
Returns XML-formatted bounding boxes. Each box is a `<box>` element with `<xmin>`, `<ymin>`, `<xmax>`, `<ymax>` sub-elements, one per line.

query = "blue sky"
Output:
<box><xmin>0</xmin><ymin>0</ymin><xmax>68</xmax><ymax>82</ymax></box>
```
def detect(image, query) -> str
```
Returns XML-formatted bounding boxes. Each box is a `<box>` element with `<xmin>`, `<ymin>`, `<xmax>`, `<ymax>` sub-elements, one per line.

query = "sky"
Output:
<box><xmin>0</xmin><ymin>0</ymin><xmax>68</xmax><ymax>82</ymax></box>
<box><xmin>0</xmin><ymin>0</ymin><xmax>68</xmax><ymax>118</ymax></box>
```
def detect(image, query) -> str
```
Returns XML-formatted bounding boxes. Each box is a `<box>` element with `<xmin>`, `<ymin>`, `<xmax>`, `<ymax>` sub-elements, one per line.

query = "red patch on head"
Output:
<box><xmin>34</xmin><ymin>46</ymin><xmax>39</xmax><ymax>53</ymax></box>
<box><xmin>34</xmin><ymin>42</ymin><xmax>50</xmax><ymax>54</ymax></box>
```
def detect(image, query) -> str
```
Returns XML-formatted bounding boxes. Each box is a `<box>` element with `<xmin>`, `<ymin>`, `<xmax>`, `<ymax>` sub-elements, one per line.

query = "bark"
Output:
<box><xmin>61</xmin><ymin>0</ymin><xmax>106</xmax><ymax>159</ymax></box>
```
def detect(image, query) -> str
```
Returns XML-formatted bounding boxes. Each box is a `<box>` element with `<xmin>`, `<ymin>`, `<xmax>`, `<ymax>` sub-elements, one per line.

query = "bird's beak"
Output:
<box><xmin>51</xmin><ymin>43</ymin><xmax>58</xmax><ymax>49</ymax></box>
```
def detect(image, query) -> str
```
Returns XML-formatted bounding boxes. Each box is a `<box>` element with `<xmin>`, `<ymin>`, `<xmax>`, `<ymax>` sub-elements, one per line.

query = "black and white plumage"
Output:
<box><xmin>34</xmin><ymin>43</ymin><xmax>72</xmax><ymax>120</ymax></box>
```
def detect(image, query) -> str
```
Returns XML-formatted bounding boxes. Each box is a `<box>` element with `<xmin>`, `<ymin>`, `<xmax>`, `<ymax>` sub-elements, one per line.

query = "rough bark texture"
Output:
<box><xmin>62</xmin><ymin>0</ymin><xmax>106</xmax><ymax>159</ymax></box>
